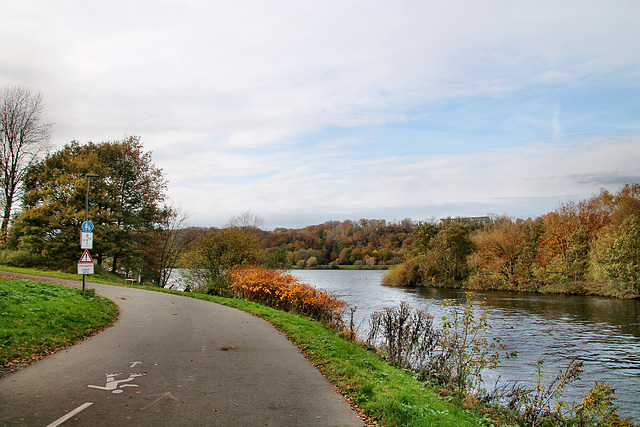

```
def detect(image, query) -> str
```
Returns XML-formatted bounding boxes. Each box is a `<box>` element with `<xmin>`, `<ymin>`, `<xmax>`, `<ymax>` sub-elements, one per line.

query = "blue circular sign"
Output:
<box><xmin>81</xmin><ymin>221</ymin><xmax>94</xmax><ymax>232</ymax></box>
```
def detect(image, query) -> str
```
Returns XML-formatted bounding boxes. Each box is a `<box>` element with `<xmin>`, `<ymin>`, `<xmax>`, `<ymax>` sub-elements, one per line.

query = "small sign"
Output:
<box><xmin>79</xmin><ymin>249</ymin><xmax>93</xmax><ymax>263</ymax></box>
<box><xmin>77</xmin><ymin>263</ymin><xmax>94</xmax><ymax>275</ymax></box>
<box><xmin>81</xmin><ymin>232</ymin><xmax>93</xmax><ymax>249</ymax></box>
<box><xmin>82</xmin><ymin>221</ymin><xmax>94</xmax><ymax>232</ymax></box>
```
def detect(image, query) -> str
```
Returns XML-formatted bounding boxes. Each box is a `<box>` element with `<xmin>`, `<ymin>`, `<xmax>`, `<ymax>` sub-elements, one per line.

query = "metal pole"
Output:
<box><xmin>83</xmin><ymin>174</ymin><xmax>99</xmax><ymax>294</ymax></box>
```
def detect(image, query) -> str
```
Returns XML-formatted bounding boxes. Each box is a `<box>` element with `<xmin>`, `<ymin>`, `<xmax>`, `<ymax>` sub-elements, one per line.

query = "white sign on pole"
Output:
<box><xmin>77</xmin><ymin>263</ymin><xmax>94</xmax><ymax>275</ymax></box>
<box><xmin>81</xmin><ymin>232</ymin><xmax>93</xmax><ymax>249</ymax></box>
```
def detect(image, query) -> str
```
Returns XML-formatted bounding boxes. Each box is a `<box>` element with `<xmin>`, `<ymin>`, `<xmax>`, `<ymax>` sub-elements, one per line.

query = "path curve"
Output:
<box><xmin>0</xmin><ymin>273</ymin><xmax>365</xmax><ymax>426</ymax></box>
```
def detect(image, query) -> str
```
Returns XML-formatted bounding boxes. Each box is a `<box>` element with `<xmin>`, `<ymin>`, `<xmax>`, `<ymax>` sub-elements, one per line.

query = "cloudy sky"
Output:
<box><xmin>2</xmin><ymin>0</ymin><xmax>639</xmax><ymax>229</ymax></box>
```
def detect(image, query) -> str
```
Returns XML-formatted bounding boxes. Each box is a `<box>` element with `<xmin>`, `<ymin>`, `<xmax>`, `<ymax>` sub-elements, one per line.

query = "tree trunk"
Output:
<box><xmin>112</xmin><ymin>252</ymin><xmax>119</xmax><ymax>274</ymax></box>
<box><xmin>1</xmin><ymin>200</ymin><xmax>12</xmax><ymax>242</ymax></box>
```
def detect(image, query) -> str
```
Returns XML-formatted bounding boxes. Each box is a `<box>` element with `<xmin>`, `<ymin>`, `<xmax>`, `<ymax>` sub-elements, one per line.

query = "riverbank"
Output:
<box><xmin>292</xmin><ymin>269</ymin><xmax>640</xmax><ymax>422</ymax></box>
<box><xmin>382</xmin><ymin>264</ymin><xmax>640</xmax><ymax>300</ymax></box>
<box><xmin>0</xmin><ymin>267</ymin><xmax>487</xmax><ymax>426</ymax></box>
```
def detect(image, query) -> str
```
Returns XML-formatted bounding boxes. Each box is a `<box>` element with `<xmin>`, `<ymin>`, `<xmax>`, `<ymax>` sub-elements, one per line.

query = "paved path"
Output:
<box><xmin>0</xmin><ymin>273</ymin><xmax>365</xmax><ymax>426</ymax></box>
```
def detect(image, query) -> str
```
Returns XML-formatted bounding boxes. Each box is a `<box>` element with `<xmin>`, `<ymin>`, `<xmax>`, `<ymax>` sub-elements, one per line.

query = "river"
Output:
<box><xmin>290</xmin><ymin>269</ymin><xmax>640</xmax><ymax>421</ymax></box>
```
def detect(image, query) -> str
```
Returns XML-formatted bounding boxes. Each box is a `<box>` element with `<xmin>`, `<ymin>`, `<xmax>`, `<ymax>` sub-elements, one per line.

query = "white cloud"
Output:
<box><xmin>167</xmin><ymin>135</ymin><xmax>640</xmax><ymax>228</ymax></box>
<box><xmin>1</xmin><ymin>0</ymin><xmax>639</xmax><ymax>228</ymax></box>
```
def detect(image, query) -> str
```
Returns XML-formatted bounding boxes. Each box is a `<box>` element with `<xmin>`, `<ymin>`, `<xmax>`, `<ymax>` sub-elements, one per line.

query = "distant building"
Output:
<box><xmin>437</xmin><ymin>216</ymin><xmax>492</xmax><ymax>226</ymax></box>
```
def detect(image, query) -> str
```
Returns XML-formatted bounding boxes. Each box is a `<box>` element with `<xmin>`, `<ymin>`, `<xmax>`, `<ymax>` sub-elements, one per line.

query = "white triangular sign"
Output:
<box><xmin>79</xmin><ymin>249</ymin><xmax>93</xmax><ymax>263</ymax></box>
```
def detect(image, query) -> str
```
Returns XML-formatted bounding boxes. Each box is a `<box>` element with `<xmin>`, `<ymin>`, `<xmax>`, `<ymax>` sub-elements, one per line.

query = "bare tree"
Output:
<box><xmin>0</xmin><ymin>86</ymin><xmax>52</xmax><ymax>241</ymax></box>
<box><xmin>225</xmin><ymin>210</ymin><xmax>265</xmax><ymax>231</ymax></box>
<box><xmin>154</xmin><ymin>206</ymin><xmax>195</xmax><ymax>288</ymax></box>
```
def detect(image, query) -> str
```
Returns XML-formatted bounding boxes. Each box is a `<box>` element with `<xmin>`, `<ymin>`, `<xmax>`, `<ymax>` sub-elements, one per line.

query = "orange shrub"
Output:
<box><xmin>227</xmin><ymin>266</ymin><xmax>346</xmax><ymax>323</ymax></box>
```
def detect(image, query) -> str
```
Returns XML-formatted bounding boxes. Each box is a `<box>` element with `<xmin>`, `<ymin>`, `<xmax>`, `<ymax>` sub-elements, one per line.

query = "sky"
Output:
<box><xmin>1</xmin><ymin>0</ymin><xmax>639</xmax><ymax>230</ymax></box>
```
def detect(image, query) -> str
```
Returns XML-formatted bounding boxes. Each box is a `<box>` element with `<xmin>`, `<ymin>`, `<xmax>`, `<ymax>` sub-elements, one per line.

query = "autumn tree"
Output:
<box><xmin>535</xmin><ymin>203</ymin><xmax>592</xmax><ymax>286</ymax></box>
<box><xmin>13</xmin><ymin>137</ymin><xmax>174</xmax><ymax>276</ymax></box>
<box><xmin>180</xmin><ymin>226</ymin><xmax>261</xmax><ymax>294</ymax></box>
<box><xmin>471</xmin><ymin>217</ymin><xmax>530</xmax><ymax>287</ymax></box>
<box><xmin>0</xmin><ymin>86</ymin><xmax>52</xmax><ymax>242</ymax></box>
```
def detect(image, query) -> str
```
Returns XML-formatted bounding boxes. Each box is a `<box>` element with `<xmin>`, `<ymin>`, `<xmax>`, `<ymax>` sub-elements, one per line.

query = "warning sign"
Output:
<box><xmin>78</xmin><ymin>250</ymin><xmax>94</xmax><ymax>275</ymax></box>
<box><xmin>79</xmin><ymin>250</ymin><xmax>93</xmax><ymax>263</ymax></box>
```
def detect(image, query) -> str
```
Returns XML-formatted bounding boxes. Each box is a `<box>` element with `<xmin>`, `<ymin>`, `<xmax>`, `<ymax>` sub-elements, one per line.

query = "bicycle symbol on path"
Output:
<box><xmin>87</xmin><ymin>363</ymin><xmax>145</xmax><ymax>394</ymax></box>
<box><xmin>87</xmin><ymin>373</ymin><xmax>145</xmax><ymax>394</ymax></box>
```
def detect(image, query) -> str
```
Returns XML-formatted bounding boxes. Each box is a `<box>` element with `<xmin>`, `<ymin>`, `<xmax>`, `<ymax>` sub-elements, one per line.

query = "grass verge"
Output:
<box><xmin>0</xmin><ymin>266</ymin><xmax>482</xmax><ymax>426</ymax></box>
<box><xmin>136</xmin><ymin>286</ymin><xmax>483</xmax><ymax>426</ymax></box>
<box><xmin>0</xmin><ymin>265</ymin><xmax>126</xmax><ymax>286</ymax></box>
<box><xmin>0</xmin><ymin>279</ymin><xmax>119</xmax><ymax>377</ymax></box>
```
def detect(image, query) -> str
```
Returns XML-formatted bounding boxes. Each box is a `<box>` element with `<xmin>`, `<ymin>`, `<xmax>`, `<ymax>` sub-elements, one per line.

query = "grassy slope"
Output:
<box><xmin>0</xmin><ymin>279</ymin><xmax>119</xmax><ymax>376</ymax></box>
<box><xmin>0</xmin><ymin>266</ymin><xmax>481</xmax><ymax>426</ymax></box>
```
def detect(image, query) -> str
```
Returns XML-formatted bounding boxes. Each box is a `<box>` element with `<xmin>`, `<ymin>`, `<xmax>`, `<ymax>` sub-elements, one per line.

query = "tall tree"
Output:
<box><xmin>472</xmin><ymin>217</ymin><xmax>530</xmax><ymax>286</ymax></box>
<box><xmin>181</xmin><ymin>226</ymin><xmax>261</xmax><ymax>295</ymax></box>
<box><xmin>604</xmin><ymin>214</ymin><xmax>640</xmax><ymax>296</ymax></box>
<box><xmin>15</xmin><ymin>137</ymin><xmax>173</xmax><ymax>274</ymax></box>
<box><xmin>0</xmin><ymin>86</ymin><xmax>52</xmax><ymax>241</ymax></box>
<box><xmin>142</xmin><ymin>206</ymin><xmax>194</xmax><ymax>287</ymax></box>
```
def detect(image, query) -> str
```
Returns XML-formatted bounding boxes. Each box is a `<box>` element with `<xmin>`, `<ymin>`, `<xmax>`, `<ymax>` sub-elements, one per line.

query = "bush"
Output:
<box><xmin>366</xmin><ymin>294</ymin><xmax>515</xmax><ymax>396</ymax></box>
<box><xmin>427</xmin><ymin>293</ymin><xmax>516</xmax><ymax>394</ymax></box>
<box><xmin>227</xmin><ymin>266</ymin><xmax>346</xmax><ymax>324</ymax></box>
<box><xmin>366</xmin><ymin>301</ymin><xmax>437</xmax><ymax>369</ymax></box>
<box><xmin>0</xmin><ymin>250</ymin><xmax>45</xmax><ymax>268</ymax></box>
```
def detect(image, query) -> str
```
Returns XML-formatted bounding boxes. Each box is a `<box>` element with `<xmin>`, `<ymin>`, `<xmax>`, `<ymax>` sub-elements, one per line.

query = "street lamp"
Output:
<box><xmin>83</xmin><ymin>174</ymin><xmax>99</xmax><ymax>294</ymax></box>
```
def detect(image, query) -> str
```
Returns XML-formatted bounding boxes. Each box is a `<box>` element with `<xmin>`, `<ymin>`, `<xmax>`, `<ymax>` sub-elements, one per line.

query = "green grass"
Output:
<box><xmin>0</xmin><ymin>265</ymin><xmax>127</xmax><ymax>285</ymax></box>
<box><xmin>133</xmin><ymin>286</ymin><xmax>482</xmax><ymax>426</ymax></box>
<box><xmin>0</xmin><ymin>279</ymin><xmax>119</xmax><ymax>376</ymax></box>
<box><xmin>0</xmin><ymin>266</ymin><xmax>482</xmax><ymax>426</ymax></box>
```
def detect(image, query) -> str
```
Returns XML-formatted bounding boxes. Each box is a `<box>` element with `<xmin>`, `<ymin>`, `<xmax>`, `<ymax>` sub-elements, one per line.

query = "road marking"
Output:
<box><xmin>87</xmin><ymin>373</ymin><xmax>145</xmax><ymax>393</ymax></box>
<box><xmin>46</xmin><ymin>402</ymin><xmax>93</xmax><ymax>427</ymax></box>
<box><xmin>140</xmin><ymin>392</ymin><xmax>178</xmax><ymax>411</ymax></box>
<box><xmin>130</xmin><ymin>361</ymin><xmax>142</xmax><ymax>368</ymax></box>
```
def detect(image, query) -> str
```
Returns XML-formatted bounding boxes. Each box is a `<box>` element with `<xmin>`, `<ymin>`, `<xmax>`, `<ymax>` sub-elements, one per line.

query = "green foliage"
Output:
<box><xmin>497</xmin><ymin>359</ymin><xmax>640</xmax><ymax>426</ymax></box>
<box><xmin>0</xmin><ymin>265</ymin><xmax>127</xmax><ymax>286</ymax></box>
<box><xmin>414</xmin><ymin>223</ymin><xmax>439</xmax><ymax>254</ymax></box>
<box><xmin>181</xmin><ymin>226</ymin><xmax>262</xmax><ymax>294</ymax></box>
<box><xmin>428</xmin><ymin>293</ymin><xmax>516</xmax><ymax>394</ymax></box>
<box><xmin>513</xmin><ymin>358</ymin><xmax>584</xmax><ymax>425</ymax></box>
<box><xmin>382</xmin><ymin>221</ymin><xmax>474</xmax><ymax>288</ymax></box>
<box><xmin>559</xmin><ymin>380</ymin><xmax>639</xmax><ymax>426</ymax></box>
<box><xmin>0</xmin><ymin>249</ymin><xmax>45</xmax><ymax>268</ymax></box>
<box><xmin>603</xmin><ymin>214</ymin><xmax>640</xmax><ymax>295</ymax></box>
<box><xmin>12</xmin><ymin>137</ymin><xmax>174</xmax><ymax>280</ymax></box>
<box><xmin>0</xmin><ymin>279</ymin><xmax>118</xmax><ymax>374</ymax></box>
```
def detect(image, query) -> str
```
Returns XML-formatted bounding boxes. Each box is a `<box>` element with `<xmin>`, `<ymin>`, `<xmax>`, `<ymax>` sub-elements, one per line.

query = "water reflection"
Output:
<box><xmin>291</xmin><ymin>269</ymin><xmax>640</xmax><ymax>420</ymax></box>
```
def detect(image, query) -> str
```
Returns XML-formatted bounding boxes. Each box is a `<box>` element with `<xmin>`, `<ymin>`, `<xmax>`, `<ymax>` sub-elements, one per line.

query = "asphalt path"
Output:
<box><xmin>0</xmin><ymin>273</ymin><xmax>365</xmax><ymax>426</ymax></box>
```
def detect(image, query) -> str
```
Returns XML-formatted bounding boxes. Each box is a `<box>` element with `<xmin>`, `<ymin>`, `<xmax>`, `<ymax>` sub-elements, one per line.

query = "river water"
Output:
<box><xmin>291</xmin><ymin>269</ymin><xmax>640</xmax><ymax>420</ymax></box>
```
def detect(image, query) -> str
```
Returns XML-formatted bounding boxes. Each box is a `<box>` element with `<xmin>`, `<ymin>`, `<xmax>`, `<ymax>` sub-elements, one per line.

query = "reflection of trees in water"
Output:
<box><xmin>414</xmin><ymin>287</ymin><xmax>639</xmax><ymax>334</ymax></box>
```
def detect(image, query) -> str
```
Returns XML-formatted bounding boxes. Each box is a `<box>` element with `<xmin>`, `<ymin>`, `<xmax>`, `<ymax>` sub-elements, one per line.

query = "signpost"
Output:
<box><xmin>80</xmin><ymin>174</ymin><xmax>99</xmax><ymax>294</ymax></box>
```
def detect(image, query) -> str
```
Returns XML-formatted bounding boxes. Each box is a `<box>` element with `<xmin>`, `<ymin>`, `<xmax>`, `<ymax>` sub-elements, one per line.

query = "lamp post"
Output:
<box><xmin>83</xmin><ymin>174</ymin><xmax>99</xmax><ymax>294</ymax></box>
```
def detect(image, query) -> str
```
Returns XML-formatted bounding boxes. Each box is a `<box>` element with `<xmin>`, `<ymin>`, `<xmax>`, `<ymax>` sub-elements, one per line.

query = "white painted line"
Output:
<box><xmin>46</xmin><ymin>402</ymin><xmax>93</xmax><ymax>427</ymax></box>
